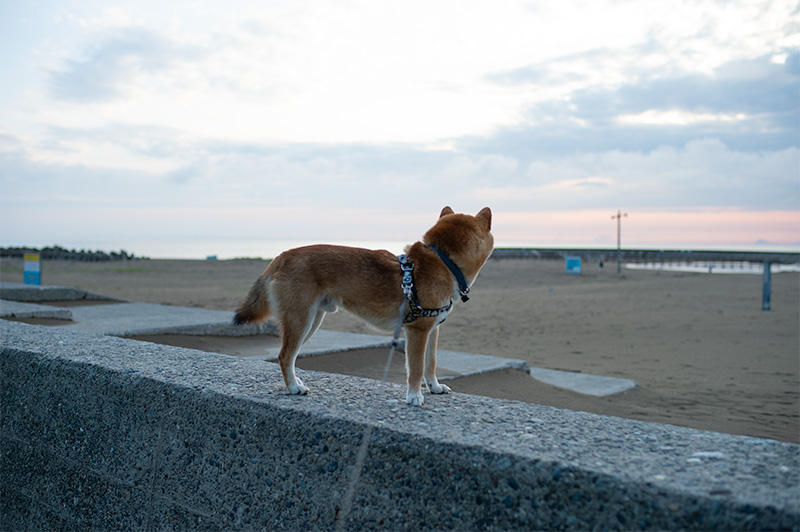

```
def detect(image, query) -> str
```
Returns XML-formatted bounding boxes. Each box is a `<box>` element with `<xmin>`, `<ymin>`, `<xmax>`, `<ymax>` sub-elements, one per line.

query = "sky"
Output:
<box><xmin>1</xmin><ymin>0</ymin><xmax>798</xmax><ymax>258</ymax></box>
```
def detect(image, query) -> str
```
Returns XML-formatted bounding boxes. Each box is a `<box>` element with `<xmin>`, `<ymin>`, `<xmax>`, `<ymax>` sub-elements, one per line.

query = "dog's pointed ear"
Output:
<box><xmin>440</xmin><ymin>206</ymin><xmax>455</xmax><ymax>218</ymax></box>
<box><xmin>476</xmin><ymin>207</ymin><xmax>492</xmax><ymax>231</ymax></box>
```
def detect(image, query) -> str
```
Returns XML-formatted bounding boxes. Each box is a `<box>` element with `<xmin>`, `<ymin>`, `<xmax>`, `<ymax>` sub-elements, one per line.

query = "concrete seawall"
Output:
<box><xmin>2</xmin><ymin>320</ymin><xmax>798</xmax><ymax>530</ymax></box>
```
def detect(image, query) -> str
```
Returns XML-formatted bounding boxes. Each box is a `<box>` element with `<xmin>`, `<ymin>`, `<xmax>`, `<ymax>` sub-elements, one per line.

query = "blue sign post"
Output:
<box><xmin>23</xmin><ymin>253</ymin><xmax>41</xmax><ymax>285</ymax></box>
<box><xmin>565</xmin><ymin>255</ymin><xmax>582</xmax><ymax>275</ymax></box>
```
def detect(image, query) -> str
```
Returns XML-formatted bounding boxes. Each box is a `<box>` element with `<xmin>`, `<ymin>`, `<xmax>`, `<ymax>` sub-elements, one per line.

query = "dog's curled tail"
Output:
<box><xmin>233</xmin><ymin>276</ymin><xmax>272</xmax><ymax>325</ymax></box>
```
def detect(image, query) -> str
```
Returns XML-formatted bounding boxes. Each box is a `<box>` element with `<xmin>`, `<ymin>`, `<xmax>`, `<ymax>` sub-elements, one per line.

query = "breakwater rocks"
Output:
<box><xmin>0</xmin><ymin>245</ymin><xmax>144</xmax><ymax>262</ymax></box>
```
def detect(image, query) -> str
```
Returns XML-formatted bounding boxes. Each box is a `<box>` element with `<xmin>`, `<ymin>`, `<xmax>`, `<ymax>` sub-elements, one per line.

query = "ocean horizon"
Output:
<box><xmin>2</xmin><ymin>237</ymin><xmax>798</xmax><ymax>261</ymax></box>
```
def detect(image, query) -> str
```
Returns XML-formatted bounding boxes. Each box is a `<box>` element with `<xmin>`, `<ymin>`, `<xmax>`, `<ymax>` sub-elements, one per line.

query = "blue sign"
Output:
<box><xmin>565</xmin><ymin>256</ymin><xmax>582</xmax><ymax>275</ymax></box>
<box><xmin>23</xmin><ymin>253</ymin><xmax>41</xmax><ymax>285</ymax></box>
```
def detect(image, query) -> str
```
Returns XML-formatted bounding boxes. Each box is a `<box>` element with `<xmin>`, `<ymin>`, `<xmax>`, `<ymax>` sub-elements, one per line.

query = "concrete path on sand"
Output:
<box><xmin>1</xmin><ymin>282</ymin><xmax>638</xmax><ymax>395</ymax></box>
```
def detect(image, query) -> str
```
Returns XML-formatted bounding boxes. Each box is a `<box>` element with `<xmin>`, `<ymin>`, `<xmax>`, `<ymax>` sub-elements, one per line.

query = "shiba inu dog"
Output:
<box><xmin>233</xmin><ymin>206</ymin><xmax>494</xmax><ymax>406</ymax></box>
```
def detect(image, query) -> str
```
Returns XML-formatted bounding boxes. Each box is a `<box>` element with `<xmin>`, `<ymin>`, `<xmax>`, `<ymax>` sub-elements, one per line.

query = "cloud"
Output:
<box><xmin>2</xmin><ymin>0</ymin><xmax>798</xmax><ymax>253</ymax></box>
<box><xmin>442</xmin><ymin>154</ymin><xmax>519</xmax><ymax>184</ymax></box>
<box><xmin>479</xmin><ymin>53</ymin><xmax>799</xmax><ymax>158</ymax></box>
<box><xmin>47</xmin><ymin>28</ymin><xmax>189</xmax><ymax>102</ymax></box>
<box><xmin>598</xmin><ymin>56</ymin><xmax>799</xmax><ymax>125</ymax></box>
<box><xmin>478</xmin><ymin>138</ymin><xmax>799</xmax><ymax>211</ymax></box>
<box><xmin>5</xmin><ymin>116</ymin><xmax>796</xmax><ymax>220</ymax></box>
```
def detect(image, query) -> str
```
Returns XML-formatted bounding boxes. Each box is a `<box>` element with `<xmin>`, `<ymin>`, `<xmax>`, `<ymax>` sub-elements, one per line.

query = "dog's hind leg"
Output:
<box><xmin>277</xmin><ymin>296</ymin><xmax>337</xmax><ymax>395</ymax></box>
<box><xmin>277</xmin><ymin>308</ymin><xmax>315</xmax><ymax>395</ymax></box>
<box><xmin>277</xmin><ymin>338</ymin><xmax>308</xmax><ymax>395</ymax></box>
<box><xmin>423</xmin><ymin>326</ymin><xmax>451</xmax><ymax>395</ymax></box>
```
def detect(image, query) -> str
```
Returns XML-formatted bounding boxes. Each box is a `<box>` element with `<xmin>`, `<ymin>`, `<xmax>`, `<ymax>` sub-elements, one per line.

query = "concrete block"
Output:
<box><xmin>0</xmin><ymin>300</ymin><xmax>73</xmax><ymax>320</ymax></box>
<box><xmin>61</xmin><ymin>302</ymin><xmax>277</xmax><ymax>337</ymax></box>
<box><xmin>1</xmin><ymin>321</ymin><xmax>798</xmax><ymax>531</ymax></box>
<box><xmin>530</xmin><ymin>367</ymin><xmax>638</xmax><ymax>396</ymax></box>
<box><xmin>436</xmin><ymin>349</ymin><xmax>530</xmax><ymax>377</ymax></box>
<box><xmin>0</xmin><ymin>282</ymin><xmax>118</xmax><ymax>302</ymax></box>
<box><xmin>258</xmin><ymin>329</ymin><xmax>396</xmax><ymax>360</ymax></box>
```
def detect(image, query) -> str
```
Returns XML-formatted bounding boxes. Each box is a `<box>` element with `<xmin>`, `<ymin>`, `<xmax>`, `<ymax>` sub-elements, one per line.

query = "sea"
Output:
<box><xmin>625</xmin><ymin>261</ymin><xmax>800</xmax><ymax>274</ymax></box>
<box><xmin>4</xmin><ymin>238</ymin><xmax>799</xmax><ymax>273</ymax></box>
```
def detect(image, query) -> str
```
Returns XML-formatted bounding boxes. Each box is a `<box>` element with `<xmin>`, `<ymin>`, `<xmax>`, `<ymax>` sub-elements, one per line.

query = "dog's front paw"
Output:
<box><xmin>406</xmin><ymin>391</ymin><xmax>424</xmax><ymax>406</ymax></box>
<box><xmin>429</xmin><ymin>382</ymin><xmax>451</xmax><ymax>394</ymax></box>
<box><xmin>288</xmin><ymin>380</ymin><xmax>309</xmax><ymax>395</ymax></box>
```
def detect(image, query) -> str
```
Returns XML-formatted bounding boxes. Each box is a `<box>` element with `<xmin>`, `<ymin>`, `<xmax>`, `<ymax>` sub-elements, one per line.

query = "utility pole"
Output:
<box><xmin>611</xmin><ymin>210</ymin><xmax>628</xmax><ymax>273</ymax></box>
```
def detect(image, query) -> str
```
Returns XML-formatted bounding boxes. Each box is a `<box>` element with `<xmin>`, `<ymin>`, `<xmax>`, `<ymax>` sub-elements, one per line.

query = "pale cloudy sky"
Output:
<box><xmin>1</xmin><ymin>0</ymin><xmax>798</xmax><ymax>257</ymax></box>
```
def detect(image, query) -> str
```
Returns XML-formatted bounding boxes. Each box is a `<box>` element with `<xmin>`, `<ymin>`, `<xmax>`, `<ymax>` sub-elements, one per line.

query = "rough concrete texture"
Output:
<box><xmin>1</xmin><ymin>320</ymin><xmax>798</xmax><ymax>531</ymax></box>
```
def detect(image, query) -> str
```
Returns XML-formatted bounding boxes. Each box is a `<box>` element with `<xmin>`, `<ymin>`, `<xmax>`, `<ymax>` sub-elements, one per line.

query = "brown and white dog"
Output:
<box><xmin>233</xmin><ymin>206</ymin><xmax>494</xmax><ymax>406</ymax></box>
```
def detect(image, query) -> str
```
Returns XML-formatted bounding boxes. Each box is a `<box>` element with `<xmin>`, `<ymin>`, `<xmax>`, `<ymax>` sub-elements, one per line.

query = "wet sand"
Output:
<box><xmin>2</xmin><ymin>256</ymin><xmax>797</xmax><ymax>442</ymax></box>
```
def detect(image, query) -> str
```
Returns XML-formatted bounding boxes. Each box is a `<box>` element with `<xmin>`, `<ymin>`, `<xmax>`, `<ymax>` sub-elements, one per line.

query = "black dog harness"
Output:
<box><xmin>396</xmin><ymin>247</ymin><xmax>469</xmax><ymax>325</ymax></box>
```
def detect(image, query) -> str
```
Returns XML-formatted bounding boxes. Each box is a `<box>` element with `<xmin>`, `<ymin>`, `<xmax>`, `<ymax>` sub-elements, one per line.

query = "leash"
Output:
<box><xmin>336</xmin><ymin>250</ymin><xmax>467</xmax><ymax>529</ymax></box>
<box><xmin>336</xmin><ymin>283</ymin><xmax>407</xmax><ymax>530</ymax></box>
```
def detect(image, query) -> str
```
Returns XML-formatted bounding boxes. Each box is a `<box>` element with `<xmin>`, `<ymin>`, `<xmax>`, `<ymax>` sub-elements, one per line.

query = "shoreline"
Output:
<box><xmin>3</xmin><ymin>243</ymin><xmax>798</xmax><ymax>263</ymax></box>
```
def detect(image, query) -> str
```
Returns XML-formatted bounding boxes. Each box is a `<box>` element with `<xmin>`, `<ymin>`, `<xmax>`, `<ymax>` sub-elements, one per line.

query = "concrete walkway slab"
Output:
<box><xmin>61</xmin><ymin>302</ymin><xmax>274</xmax><ymax>337</ymax></box>
<box><xmin>0</xmin><ymin>300</ymin><xmax>73</xmax><ymax>320</ymax></box>
<box><xmin>262</xmin><ymin>344</ymin><xmax>530</xmax><ymax>381</ymax></box>
<box><xmin>0</xmin><ymin>282</ymin><xmax>636</xmax><ymax>396</ymax></box>
<box><xmin>437</xmin><ymin>350</ymin><xmax>530</xmax><ymax>378</ymax></box>
<box><xmin>0</xmin><ymin>282</ymin><xmax>118</xmax><ymax>302</ymax></box>
<box><xmin>251</xmin><ymin>329</ymin><xmax>395</xmax><ymax>361</ymax></box>
<box><xmin>529</xmin><ymin>367</ymin><xmax>638</xmax><ymax>397</ymax></box>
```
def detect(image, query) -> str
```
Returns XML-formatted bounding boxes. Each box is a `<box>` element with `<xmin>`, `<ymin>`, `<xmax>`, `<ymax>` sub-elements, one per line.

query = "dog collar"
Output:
<box><xmin>429</xmin><ymin>245</ymin><xmax>470</xmax><ymax>302</ymax></box>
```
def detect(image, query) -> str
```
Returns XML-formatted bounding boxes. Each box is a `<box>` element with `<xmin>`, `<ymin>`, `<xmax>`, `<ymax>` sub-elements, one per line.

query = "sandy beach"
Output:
<box><xmin>1</xmin><ymin>255</ymin><xmax>798</xmax><ymax>443</ymax></box>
